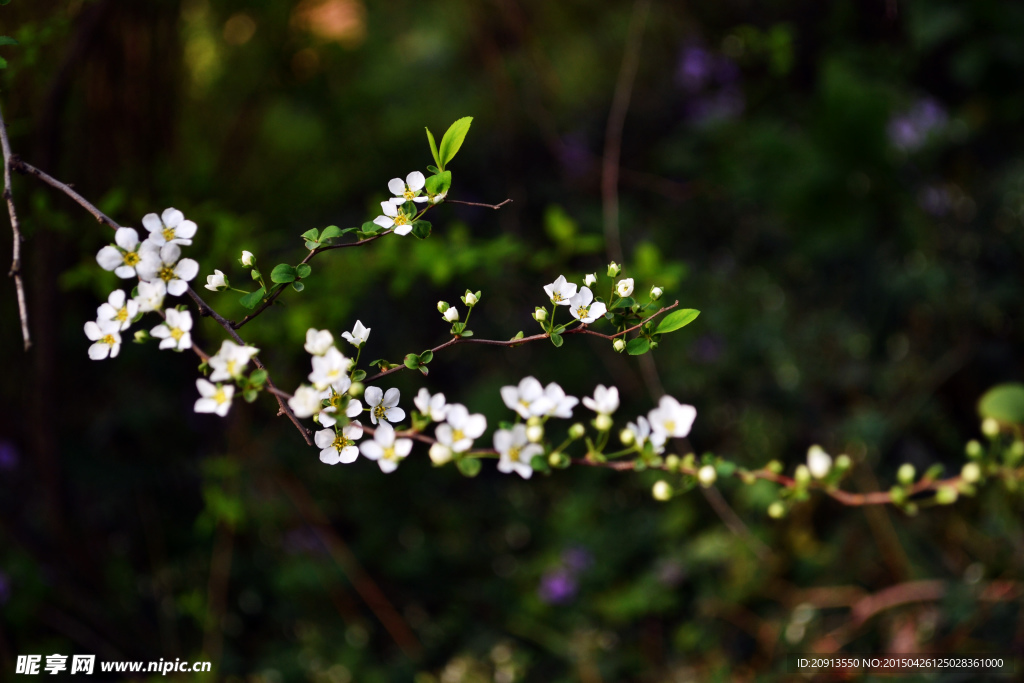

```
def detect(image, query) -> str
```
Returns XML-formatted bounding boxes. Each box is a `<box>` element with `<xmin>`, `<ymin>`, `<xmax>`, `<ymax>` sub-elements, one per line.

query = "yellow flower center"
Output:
<box><xmin>383</xmin><ymin>446</ymin><xmax>396</xmax><ymax>461</ymax></box>
<box><xmin>102</xmin><ymin>334</ymin><xmax>117</xmax><ymax>346</ymax></box>
<box><xmin>374</xmin><ymin>404</ymin><xmax>387</xmax><ymax>420</ymax></box>
<box><xmin>508</xmin><ymin>446</ymin><xmax>521</xmax><ymax>462</ymax></box>
<box><xmin>123</xmin><ymin>251</ymin><xmax>140</xmax><ymax>266</ymax></box>
<box><xmin>332</xmin><ymin>434</ymin><xmax>353</xmax><ymax>451</ymax></box>
<box><xmin>162</xmin><ymin>226</ymin><xmax>176</xmax><ymax>241</ymax></box>
<box><xmin>576</xmin><ymin>305</ymin><xmax>590</xmax><ymax>319</ymax></box>
<box><xmin>664</xmin><ymin>420</ymin><xmax>676</xmax><ymax>433</ymax></box>
<box><xmin>214</xmin><ymin>388</ymin><xmax>228</xmax><ymax>404</ymax></box>
<box><xmin>115</xmin><ymin>307</ymin><xmax>128</xmax><ymax>322</ymax></box>
<box><xmin>226</xmin><ymin>359</ymin><xmax>238</xmax><ymax>376</ymax></box>
<box><xmin>393</xmin><ymin>214</ymin><xmax>409</xmax><ymax>226</ymax></box>
<box><xmin>158</xmin><ymin>265</ymin><xmax>176</xmax><ymax>282</ymax></box>
<box><xmin>170</xmin><ymin>327</ymin><xmax>184</xmax><ymax>341</ymax></box>
<box><xmin>452</xmin><ymin>428</ymin><xmax>465</xmax><ymax>442</ymax></box>
<box><xmin>551</xmin><ymin>293</ymin><xmax>563</xmax><ymax>302</ymax></box>
<box><xmin>402</xmin><ymin>188</ymin><xmax>415</xmax><ymax>200</ymax></box>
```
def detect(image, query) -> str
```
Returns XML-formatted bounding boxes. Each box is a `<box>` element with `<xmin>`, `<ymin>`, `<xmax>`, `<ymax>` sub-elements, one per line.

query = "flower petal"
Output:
<box><xmin>162</xmin><ymin>208</ymin><xmax>184</xmax><ymax>228</ymax></box>
<box><xmin>387</xmin><ymin>178</ymin><xmax>406</xmax><ymax>195</ymax></box>
<box><xmin>115</xmin><ymin>227</ymin><xmax>140</xmax><ymax>251</ymax></box>
<box><xmin>406</xmin><ymin>171</ymin><xmax>425</xmax><ymax>191</ymax></box>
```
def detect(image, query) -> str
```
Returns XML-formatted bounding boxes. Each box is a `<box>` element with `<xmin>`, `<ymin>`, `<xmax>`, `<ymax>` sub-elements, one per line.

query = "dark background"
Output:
<box><xmin>1</xmin><ymin>0</ymin><xmax>1023</xmax><ymax>680</ymax></box>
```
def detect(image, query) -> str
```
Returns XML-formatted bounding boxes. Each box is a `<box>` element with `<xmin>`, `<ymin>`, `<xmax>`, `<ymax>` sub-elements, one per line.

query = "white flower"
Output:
<box><xmin>542</xmin><ymin>382</ymin><xmax>578</xmax><ymax>419</ymax></box>
<box><xmin>365</xmin><ymin>386</ymin><xmax>405</xmax><ymax>425</ymax></box>
<box><xmin>584</xmin><ymin>272</ymin><xmax>598</xmax><ymax>287</ymax></box>
<box><xmin>194</xmin><ymin>378</ymin><xmax>234</xmax><ymax>417</ymax></box>
<box><xmin>616</xmin><ymin>278</ymin><xmax>634</xmax><ymax>297</ymax></box>
<box><xmin>582</xmin><ymin>384</ymin><xmax>619</xmax><ymax>415</ymax></box>
<box><xmin>142</xmin><ymin>208</ymin><xmax>197</xmax><ymax>247</ymax></box>
<box><xmin>807</xmin><ymin>445</ymin><xmax>832</xmax><ymax>479</ymax></box>
<box><xmin>84</xmin><ymin>319</ymin><xmax>122</xmax><ymax>360</ymax></box>
<box><xmin>624</xmin><ymin>416</ymin><xmax>666</xmax><ymax>454</ymax></box>
<box><xmin>360</xmin><ymin>422</ymin><xmax>413</xmax><ymax>473</ymax></box>
<box><xmin>204</xmin><ymin>269</ymin><xmax>228</xmax><ymax>292</ymax></box>
<box><xmin>372</xmin><ymin>201</ymin><xmax>413</xmax><ymax>236</ymax></box>
<box><xmin>315</xmin><ymin>422</ymin><xmax>363</xmax><ymax>465</ymax></box>
<box><xmin>698</xmin><ymin>465</ymin><xmax>717</xmax><ymax>487</ymax></box>
<box><xmin>652</xmin><ymin>480</ymin><xmax>673</xmax><ymax>501</ymax></box>
<box><xmin>500</xmin><ymin>376</ymin><xmax>552</xmax><ymax>419</ymax></box>
<box><xmin>209</xmin><ymin>340</ymin><xmax>260</xmax><ymax>382</ymax></box>
<box><xmin>494</xmin><ymin>424</ymin><xmax>543</xmax><ymax>479</ymax></box>
<box><xmin>136</xmin><ymin>242</ymin><xmax>199</xmax><ymax>296</ymax></box>
<box><xmin>308</xmin><ymin>347</ymin><xmax>351</xmax><ymax>392</ymax></box>
<box><xmin>318</xmin><ymin>393</ymin><xmax>362</xmax><ymax>428</ymax></box>
<box><xmin>96</xmin><ymin>227</ymin><xmax>145</xmax><ymax>278</ymax></box>
<box><xmin>428</xmin><ymin>191</ymin><xmax>447</xmax><ymax>205</ymax></box>
<box><xmin>647</xmin><ymin>395</ymin><xmax>697</xmax><ymax>440</ymax></box>
<box><xmin>304</xmin><ymin>328</ymin><xmax>334</xmax><ymax>356</ymax></box>
<box><xmin>443</xmin><ymin>306</ymin><xmax>459</xmax><ymax>322</ymax></box>
<box><xmin>413</xmin><ymin>388</ymin><xmax>449</xmax><ymax>422</ymax></box>
<box><xmin>241</xmin><ymin>250</ymin><xmax>255</xmax><ymax>266</ymax></box>
<box><xmin>133</xmin><ymin>280</ymin><xmax>167</xmax><ymax>313</ymax></box>
<box><xmin>150</xmin><ymin>308</ymin><xmax>193</xmax><ymax>351</ymax></box>
<box><xmin>429</xmin><ymin>442</ymin><xmax>453</xmax><ymax>465</ymax></box>
<box><xmin>289</xmin><ymin>385</ymin><xmax>327</xmax><ymax>418</ymax></box>
<box><xmin>568</xmin><ymin>287</ymin><xmax>607</xmax><ymax>324</ymax></box>
<box><xmin>650</xmin><ymin>286</ymin><xmax>663</xmax><ymax>301</ymax></box>
<box><xmin>387</xmin><ymin>171</ymin><xmax>428</xmax><ymax>206</ymax></box>
<box><xmin>341</xmin><ymin>320</ymin><xmax>371</xmax><ymax>348</ymax></box>
<box><xmin>435</xmin><ymin>403</ymin><xmax>486</xmax><ymax>453</ymax></box>
<box><xmin>543</xmin><ymin>275</ymin><xmax>577</xmax><ymax>306</ymax></box>
<box><xmin>97</xmin><ymin>289</ymin><xmax>138</xmax><ymax>332</ymax></box>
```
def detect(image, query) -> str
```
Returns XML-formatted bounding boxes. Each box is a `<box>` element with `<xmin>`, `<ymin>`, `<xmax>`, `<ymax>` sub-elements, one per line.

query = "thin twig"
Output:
<box><xmin>445</xmin><ymin>198</ymin><xmax>513</xmax><ymax>210</ymax></box>
<box><xmin>0</xmin><ymin>102</ymin><xmax>32</xmax><ymax>350</ymax></box>
<box><xmin>11</xmin><ymin>158</ymin><xmax>120</xmax><ymax>230</ymax></box>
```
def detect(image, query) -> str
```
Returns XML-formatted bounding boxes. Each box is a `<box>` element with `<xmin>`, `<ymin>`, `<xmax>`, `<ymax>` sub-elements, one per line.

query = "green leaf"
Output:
<box><xmin>438</xmin><ymin>116</ymin><xmax>473</xmax><ymax>168</ymax></box>
<box><xmin>426</xmin><ymin>165</ymin><xmax>440</xmax><ymax>174</ymax></box>
<box><xmin>361</xmin><ymin>220</ymin><xmax>383</xmax><ymax>235</ymax></box>
<box><xmin>411</xmin><ymin>220</ymin><xmax>432</xmax><ymax>239</ymax></box>
<box><xmin>626</xmin><ymin>337</ymin><xmax>651</xmax><ymax>355</ymax></box>
<box><xmin>611</xmin><ymin>296</ymin><xmax>635</xmax><ymax>311</ymax></box>
<box><xmin>457</xmin><ymin>458</ymin><xmax>482</xmax><ymax>477</ymax></box>
<box><xmin>249</xmin><ymin>370</ymin><xmax>267</xmax><ymax>386</ymax></box>
<box><xmin>0</xmin><ymin>37</ymin><xmax>17</xmax><ymax>46</ymax></box>
<box><xmin>426</xmin><ymin>127</ymin><xmax>441</xmax><ymax>169</ymax></box>
<box><xmin>243</xmin><ymin>389</ymin><xmax>259</xmax><ymax>403</ymax></box>
<box><xmin>550</xmin><ymin>332</ymin><xmax>563</xmax><ymax>347</ymax></box>
<box><xmin>291</xmin><ymin>281</ymin><xmax>305</xmax><ymax>292</ymax></box>
<box><xmin>404</xmin><ymin>354</ymin><xmax>420</xmax><ymax>370</ymax></box>
<box><xmin>419</xmin><ymin>365</ymin><xmax>429</xmax><ymax>376</ymax></box>
<box><xmin>301</xmin><ymin>228</ymin><xmax>320</xmax><ymax>241</ymax></box>
<box><xmin>250</xmin><ymin>268</ymin><xmax>261</xmax><ymax>280</ymax></box>
<box><xmin>419</xmin><ymin>350</ymin><xmax>434</xmax><ymax>364</ymax></box>
<box><xmin>320</xmin><ymin>225</ymin><xmax>344</xmax><ymax>240</ymax></box>
<box><xmin>512</xmin><ymin>331</ymin><xmax>524</xmax><ymax>340</ymax></box>
<box><xmin>0</xmin><ymin>57</ymin><xmax>6</xmax><ymax>69</ymax></box>
<box><xmin>530</xmin><ymin>455</ymin><xmax>550</xmax><ymax>474</ymax></box>
<box><xmin>270</xmin><ymin>264</ymin><xmax>296</xmax><ymax>283</ymax></box>
<box><xmin>459</xmin><ymin>329</ymin><xmax>473</xmax><ymax>338</ymax></box>
<box><xmin>351</xmin><ymin>369</ymin><xmax>366</xmax><ymax>382</ymax></box>
<box><xmin>425</xmin><ymin>171</ymin><xmax>452</xmax><ymax>195</ymax></box>
<box><xmin>295</xmin><ymin>263</ymin><xmax>312</xmax><ymax>279</ymax></box>
<box><xmin>239</xmin><ymin>287</ymin><xmax>265</xmax><ymax>309</ymax></box>
<box><xmin>304</xmin><ymin>240</ymin><xmax>319</xmax><ymax>250</ymax></box>
<box><xmin>655</xmin><ymin>309</ymin><xmax>700</xmax><ymax>334</ymax></box>
<box><xmin>978</xmin><ymin>383</ymin><xmax>1024</xmax><ymax>425</ymax></box>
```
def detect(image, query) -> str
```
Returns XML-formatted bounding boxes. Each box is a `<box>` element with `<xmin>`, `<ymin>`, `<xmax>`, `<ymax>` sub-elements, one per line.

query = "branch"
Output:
<box><xmin>445</xmin><ymin>198</ymin><xmax>513</xmax><ymax>210</ymax></box>
<box><xmin>10</xmin><ymin>158</ymin><xmax>120</xmax><ymax>230</ymax></box>
<box><xmin>0</xmin><ymin>102</ymin><xmax>32</xmax><ymax>350</ymax></box>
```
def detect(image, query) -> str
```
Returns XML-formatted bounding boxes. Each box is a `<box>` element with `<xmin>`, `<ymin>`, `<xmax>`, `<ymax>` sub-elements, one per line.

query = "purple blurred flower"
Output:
<box><xmin>538</xmin><ymin>569</ymin><xmax>577</xmax><ymax>604</ymax></box>
<box><xmin>688</xmin><ymin>86</ymin><xmax>745</xmax><ymax>124</ymax></box>
<box><xmin>0</xmin><ymin>440</ymin><xmax>18</xmax><ymax>470</ymax></box>
<box><xmin>676</xmin><ymin>46</ymin><xmax>715</xmax><ymax>91</ymax></box>
<box><xmin>0</xmin><ymin>572</ymin><xmax>10</xmax><ymax>605</ymax></box>
<box><xmin>888</xmin><ymin>98</ymin><xmax>947</xmax><ymax>151</ymax></box>
<box><xmin>918</xmin><ymin>185</ymin><xmax>951</xmax><ymax>217</ymax></box>
<box><xmin>562</xmin><ymin>546</ymin><xmax>593</xmax><ymax>573</ymax></box>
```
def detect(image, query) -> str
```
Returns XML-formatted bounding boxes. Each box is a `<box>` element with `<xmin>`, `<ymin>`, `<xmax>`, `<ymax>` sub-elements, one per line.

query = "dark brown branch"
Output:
<box><xmin>445</xmin><ymin>198</ymin><xmax>513</xmax><ymax>210</ymax></box>
<box><xmin>11</xmin><ymin>159</ymin><xmax>120</xmax><ymax>230</ymax></box>
<box><xmin>0</xmin><ymin>102</ymin><xmax>32</xmax><ymax>350</ymax></box>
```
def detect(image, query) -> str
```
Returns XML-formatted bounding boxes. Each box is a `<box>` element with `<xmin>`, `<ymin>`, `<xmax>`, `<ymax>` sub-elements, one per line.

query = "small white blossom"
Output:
<box><xmin>464</xmin><ymin>291</ymin><xmax>478</xmax><ymax>306</ymax></box>
<box><xmin>613</xmin><ymin>338</ymin><xmax>626</xmax><ymax>352</ymax></box>
<box><xmin>494</xmin><ymin>424</ymin><xmax>543</xmax><ymax>479</ymax></box>
<box><xmin>543</xmin><ymin>275</ymin><xmax>577</xmax><ymax>306</ymax></box>
<box><xmin>582</xmin><ymin>384</ymin><xmax>619</xmax><ymax>415</ymax></box>
<box><xmin>136</xmin><ymin>242</ymin><xmax>199</xmax><ymax>296</ymax></box>
<box><xmin>150</xmin><ymin>308</ymin><xmax>193</xmax><ymax>351</ymax></box>
<box><xmin>698</xmin><ymin>465</ymin><xmax>718</xmax><ymax>487</ymax></box>
<box><xmin>315</xmin><ymin>422</ymin><xmax>363</xmax><ymax>465</ymax></box>
<box><xmin>500</xmin><ymin>376</ymin><xmax>553</xmax><ymax>419</ymax></box>
<box><xmin>96</xmin><ymin>227</ymin><xmax>145</xmax><ymax>278</ymax></box>
<box><xmin>308</xmin><ymin>347</ymin><xmax>351</xmax><ymax>392</ymax></box>
<box><xmin>372</xmin><ymin>201</ymin><xmax>413</xmax><ymax>236</ymax></box>
<box><xmin>542</xmin><ymin>382</ymin><xmax>578</xmax><ymax>419</ymax></box>
<box><xmin>624</xmin><ymin>416</ymin><xmax>666</xmax><ymax>453</ymax></box>
<box><xmin>318</xmin><ymin>391</ymin><xmax>362</xmax><ymax>428</ymax></box>
<box><xmin>429</xmin><ymin>442</ymin><xmax>453</xmax><ymax>465</ymax></box>
<box><xmin>133</xmin><ymin>280</ymin><xmax>167</xmax><ymax>313</ymax></box>
<box><xmin>807</xmin><ymin>445</ymin><xmax>832</xmax><ymax>479</ymax></box>
<box><xmin>607</xmin><ymin>262</ymin><xmax>621</xmax><ymax>277</ymax></box>
<box><xmin>360</xmin><ymin>422</ymin><xmax>413</xmax><ymax>473</ymax></box>
<box><xmin>204</xmin><ymin>269</ymin><xmax>228</xmax><ymax>292</ymax></box>
<box><xmin>647</xmin><ymin>395</ymin><xmax>697</xmax><ymax>440</ymax></box>
<box><xmin>341</xmin><ymin>320</ymin><xmax>371</xmax><ymax>348</ymax></box>
<box><xmin>209</xmin><ymin>340</ymin><xmax>260</xmax><ymax>382</ymax></box>
<box><xmin>584</xmin><ymin>272</ymin><xmax>598</xmax><ymax>287</ymax></box>
<box><xmin>365</xmin><ymin>386</ymin><xmax>405</xmax><ymax>425</ymax></box>
<box><xmin>289</xmin><ymin>385</ymin><xmax>327</xmax><ymax>419</ymax></box>
<box><xmin>241</xmin><ymin>250</ymin><xmax>255</xmax><ymax>266</ymax></box>
<box><xmin>533</xmin><ymin>307</ymin><xmax>547</xmax><ymax>322</ymax></box>
<box><xmin>443</xmin><ymin>306</ymin><xmax>459</xmax><ymax>322</ymax></box>
<box><xmin>97</xmin><ymin>289</ymin><xmax>138</xmax><ymax>332</ymax></box>
<box><xmin>568</xmin><ymin>287</ymin><xmax>607</xmax><ymax>324</ymax></box>
<box><xmin>435</xmin><ymin>403</ymin><xmax>486</xmax><ymax>453</ymax></box>
<box><xmin>652</xmin><ymin>480</ymin><xmax>673</xmax><ymax>501</ymax></box>
<box><xmin>616</xmin><ymin>278</ymin><xmax>634</xmax><ymax>297</ymax></box>
<box><xmin>304</xmin><ymin>328</ymin><xmax>334</xmax><ymax>356</ymax></box>
<box><xmin>194</xmin><ymin>378</ymin><xmax>234</xmax><ymax>417</ymax></box>
<box><xmin>387</xmin><ymin>171</ymin><xmax>428</xmax><ymax>205</ymax></box>
<box><xmin>650</xmin><ymin>286</ymin><xmax>663</xmax><ymax>301</ymax></box>
<box><xmin>142</xmin><ymin>208</ymin><xmax>197</xmax><ymax>247</ymax></box>
<box><xmin>413</xmin><ymin>388</ymin><xmax>449</xmax><ymax>422</ymax></box>
<box><xmin>84</xmin><ymin>319</ymin><xmax>122</xmax><ymax>360</ymax></box>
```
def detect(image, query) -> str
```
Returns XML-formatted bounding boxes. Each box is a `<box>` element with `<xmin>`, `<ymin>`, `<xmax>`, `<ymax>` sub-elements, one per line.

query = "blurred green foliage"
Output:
<box><xmin>2</xmin><ymin>0</ymin><xmax>1024</xmax><ymax>680</ymax></box>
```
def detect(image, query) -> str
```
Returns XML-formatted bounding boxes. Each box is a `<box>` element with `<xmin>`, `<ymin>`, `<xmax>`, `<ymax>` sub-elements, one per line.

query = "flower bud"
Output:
<box><xmin>437</xmin><ymin>301</ymin><xmax>449</xmax><ymax>313</ymax></box>
<box><xmin>615</xmin><ymin>278</ymin><xmax>634</xmax><ymax>298</ymax></box>
<box><xmin>767</xmin><ymin>501</ymin><xmax>786</xmax><ymax>519</ymax></box>
<box><xmin>982</xmin><ymin>418</ymin><xmax>1000</xmax><ymax>438</ymax></box>
<box><xmin>961</xmin><ymin>462</ymin><xmax>981</xmax><ymax>484</ymax></box>
<box><xmin>766</xmin><ymin>460</ymin><xmax>783</xmax><ymax>474</ymax></box>
<box><xmin>652</xmin><ymin>480</ymin><xmax>673</xmax><ymax>501</ymax></box>
<box><xmin>650</xmin><ymin>286</ymin><xmax>663</xmax><ymax>301</ymax></box>
<box><xmin>897</xmin><ymin>463</ymin><xmax>915</xmax><ymax>486</ymax></box>
<box><xmin>443</xmin><ymin>306</ymin><xmax>459</xmax><ymax>322</ymax></box>
<box><xmin>241</xmin><ymin>250</ymin><xmax>255</xmax><ymax>267</ymax></box>
<box><xmin>526</xmin><ymin>424</ymin><xmax>544</xmax><ymax>443</ymax></box>
<box><xmin>584</xmin><ymin>273</ymin><xmax>597</xmax><ymax>287</ymax></box>
<box><xmin>665</xmin><ymin>454</ymin><xmax>680</xmax><ymax>472</ymax></box>
<box><xmin>548</xmin><ymin>451</ymin><xmax>569</xmax><ymax>468</ymax></box>
<box><xmin>697</xmin><ymin>464</ymin><xmax>717</xmax><ymax>487</ymax></box>
<box><xmin>429</xmin><ymin>443</ymin><xmax>453</xmax><ymax>465</ymax></box>
<box><xmin>594</xmin><ymin>414</ymin><xmax>613</xmax><ymax>432</ymax></box>
<box><xmin>464</xmin><ymin>290</ymin><xmax>478</xmax><ymax>306</ymax></box>
<box><xmin>348</xmin><ymin>381</ymin><xmax>364</xmax><ymax>397</ymax></box>
<box><xmin>965</xmin><ymin>440</ymin><xmax>983</xmax><ymax>459</ymax></box>
<box><xmin>935</xmin><ymin>486</ymin><xmax>958</xmax><ymax>505</ymax></box>
<box><xmin>612</xmin><ymin>338</ymin><xmax>626</xmax><ymax>353</ymax></box>
<box><xmin>533</xmin><ymin>307</ymin><xmax>547</xmax><ymax>322</ymax></box>
<box><xmin>205</xmin><ymin>269</ymin><xmax>229</xmax><ymax>292</ymax></box>
<box><xmin>133</xmin><ymin>330</ymin><xmax>150</xmax><ymax>344</ymax></box>
<box><xmin>834</xmin><ymin>454</ymin><xmax>851</xmax><ymax>471</ymax></box>
<box><xmin>619</xmin><ymin>428</ymin><xmax>635</xmax><ymax>446</ymax></box>
<box><xmin>807</xmin><ymin>445</ymin><xmax>832</xmax><ymax>479</ymax></box>
<box><xmin>607</xmin><ymin>262</ymin><xmax>621</xmax><ymax>277</ymax></box>
<box><xmin>568</xmin><ymin>423</ymin><xmax>586</xmax><ymax>440</ymax></box>
<box><xmin>795</xmin><ymin>464</ymin><xmax>811</xmax><ymax>485</ymax></box>
<box><xmin>1010</xmin><ymin>440</ymin><xmax>1024</xmax><ymax>462</ymax></box>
